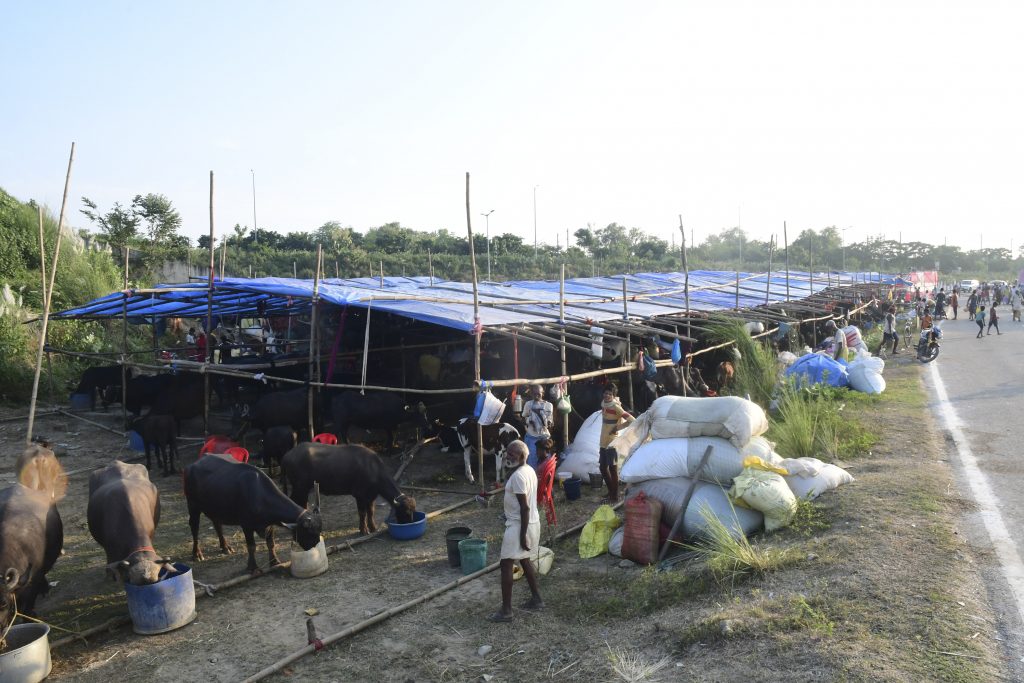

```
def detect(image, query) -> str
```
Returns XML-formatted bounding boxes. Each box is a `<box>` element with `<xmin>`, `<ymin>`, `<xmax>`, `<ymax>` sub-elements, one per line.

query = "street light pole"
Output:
<box><xmin>250</xmin><ymin>169</ymin><xmax>257</xmax><ymax>245</ymax></box>
<box><xmin>533</xmin><ymin>185</ymin><xmax>539</xmax><ymax>258</ymax></box>
<box><xmin>481</xmin><ymin>209</ymin><xmax>495</xmax><ymax>281</ymax></box>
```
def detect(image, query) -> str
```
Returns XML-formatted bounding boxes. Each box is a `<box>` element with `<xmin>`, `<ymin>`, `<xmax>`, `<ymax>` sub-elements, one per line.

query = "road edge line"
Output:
<box><xmin>928</xmin><ymin>359</ymin><xmax>1024</xmax><ymax>629</ymax></box>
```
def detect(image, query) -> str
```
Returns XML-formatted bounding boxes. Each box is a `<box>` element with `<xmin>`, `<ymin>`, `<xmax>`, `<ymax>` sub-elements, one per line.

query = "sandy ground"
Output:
<box><xmin>0</xmin><ymin>360</ymin><xmax>1011</xmax><ymax>682</ymax></box>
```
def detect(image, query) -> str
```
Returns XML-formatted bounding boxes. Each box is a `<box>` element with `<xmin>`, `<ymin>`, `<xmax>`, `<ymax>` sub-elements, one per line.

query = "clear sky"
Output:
<box><xmin>3</xmin><ymin>1</ymin><xmax>1022</xmax><ymax>253</ymax></box>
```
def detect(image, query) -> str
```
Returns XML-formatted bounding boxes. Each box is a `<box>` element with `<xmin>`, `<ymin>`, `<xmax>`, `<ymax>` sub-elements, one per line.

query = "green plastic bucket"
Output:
<box><xmin>458</xmin><ymin>538</ymin><xmax>488</xmax><ymax>575</ymax></box>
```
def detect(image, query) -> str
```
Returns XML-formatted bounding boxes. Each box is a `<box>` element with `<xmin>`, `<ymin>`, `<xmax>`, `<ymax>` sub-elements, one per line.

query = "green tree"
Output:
<box><xmin>80</xmin><ymin>197</ymin><xmax>139</xmax><ymax>249</ymax></box>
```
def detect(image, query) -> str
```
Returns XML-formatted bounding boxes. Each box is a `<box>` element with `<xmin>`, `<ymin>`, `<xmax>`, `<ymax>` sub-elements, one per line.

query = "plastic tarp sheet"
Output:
<box><xmin>785</xmin><ymin>353</ymin><xmax>850</xmax><ymax>388</ymax></box>
<box><xmin>53</xmin><ymin>269</ymin><xmax>904</xmax><ymax>333</ymax></box>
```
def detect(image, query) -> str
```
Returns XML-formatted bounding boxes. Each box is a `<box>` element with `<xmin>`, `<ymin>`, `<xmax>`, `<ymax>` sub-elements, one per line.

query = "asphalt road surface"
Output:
<box><xmin>925</xmin><ymin>306</ymin><xmax>1024</xmax><ymax>675</ymax></box>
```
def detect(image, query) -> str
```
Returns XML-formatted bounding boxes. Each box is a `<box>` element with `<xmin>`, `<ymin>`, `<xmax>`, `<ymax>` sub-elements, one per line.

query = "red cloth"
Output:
<box><xmin>536</xmin><ymin>455</ymin><xmax>557</xmax><ymax>525</ymax></box>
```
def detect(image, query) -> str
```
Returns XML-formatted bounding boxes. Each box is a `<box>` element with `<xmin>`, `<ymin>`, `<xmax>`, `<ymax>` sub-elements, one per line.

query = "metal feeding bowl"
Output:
<box><xmin>0</xmin><ymin>623</ymin><xmax>51</xmax><ymax>683</ymax></box>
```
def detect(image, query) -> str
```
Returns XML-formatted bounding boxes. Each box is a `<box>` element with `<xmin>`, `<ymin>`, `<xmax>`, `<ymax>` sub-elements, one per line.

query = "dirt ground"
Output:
<box><xmin>0</xmin><ymin>361</ymin><xmax>1010</xmax><ymax>682</ymax></box>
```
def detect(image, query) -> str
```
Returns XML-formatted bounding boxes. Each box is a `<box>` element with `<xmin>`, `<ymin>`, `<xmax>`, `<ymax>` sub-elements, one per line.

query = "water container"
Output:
<box><xmin>128</xmin><ymin>430</ymin><xmax>145</xmax><ymax>453</ymax></box>
<box><xmin>564</xmin><ymin>477</ymin><xmax>583</xmax><ymax>501</ymax></box>
<box><xmin>458</xmin><ymin>538</ymin><xmax>488</xmax><ymax>575</ymax></box>
<box><xmin>290</xmin><ymin>537</ymin><xmax>328</xmax><ymax>578</ymax></box>
<box><xmin>445</xmin><ymin>527</ymin><xmax>472</xmax><ymax>567</ymax></box>
<box><xmin>622</xmin><ymin>491</ymin><xmax>663</xmax><ymax>565</ymax></box>
<box><xmin>0</xmin><ymin>623</ymin><xmax>51</xmax><ymax>683</ymax></box>
<box><xmin>69</xmin><ymin>392</ymin><xmax>93</xmax><ymax>412</ymax></box>
<box><xmin>124</xmin><ymin>563</ymin><xmax>197</xmax><ymax>635</ymax></box>
<box><xmin>588</xmin><ymin>472</ymin><xmax>603</xmax><ymax>488</ymax></box>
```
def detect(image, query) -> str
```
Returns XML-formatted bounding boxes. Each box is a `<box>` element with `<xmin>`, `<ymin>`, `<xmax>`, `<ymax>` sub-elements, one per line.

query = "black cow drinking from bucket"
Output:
<box><xmin>281</xmin><ymin>443</ymin><xmax>416</xmax><ymax>535</ymax></box>
<box><xmin>183</xmin><ymin>454</ymin><xmax>322</xmax><ymax>576</ymax></box>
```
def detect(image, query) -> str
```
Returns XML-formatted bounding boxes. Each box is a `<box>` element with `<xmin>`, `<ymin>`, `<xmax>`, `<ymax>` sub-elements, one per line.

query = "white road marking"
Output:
<box><xmin>929</xmin><ymin>360</ymin><xmax>1024</xmax><ymax>627</ymax></box>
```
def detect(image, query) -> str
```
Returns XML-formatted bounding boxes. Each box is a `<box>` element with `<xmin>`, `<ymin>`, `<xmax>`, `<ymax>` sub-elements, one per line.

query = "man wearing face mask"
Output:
<box><xmin>488</xmin><ymin>440</ymin><xmax>543</xmax><ymax>622</ymax></box>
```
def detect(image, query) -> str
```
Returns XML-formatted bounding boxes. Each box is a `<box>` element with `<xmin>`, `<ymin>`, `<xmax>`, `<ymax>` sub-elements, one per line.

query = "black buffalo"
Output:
<box><xmin>130</xmin><ymin>413</ymin><xmax>179</xmax><ymax>475</ymax></box>
<box><xmin>330</xmin><ymin>391</ymin><xmax>430</xmax><ymax>452</ymax></box>
<box><xmin>74</xmin><ymin>365</ymin><xmax>133</xmax><ymax>410</ymax></box>
<box><xmin>0</xmin><ymin>445</ymin><xmax>65</xmax><ymax>624</ymax></box>
<box><xmin>281</xmin><ymin>443</ymin><xmax>415</xmax><ymax>535</ymax></box>
<box><xmin>259</xmin><ymin>425</ymin><xmax>297</xmax><ymax>480</ymax></box>
<box><xmin>184</xmin><ymin>454</ymin><xmax>322</xmax><ymax>575</ymax></box>
<box><xmin>248</xmin><ymin>388</ymin><xmax>316</xmax><ymax>438</ymax></box>
<box><xmin>87</xmin><ymin>461</ymin><xmax>171</xmax><ymax>585</ymax></box>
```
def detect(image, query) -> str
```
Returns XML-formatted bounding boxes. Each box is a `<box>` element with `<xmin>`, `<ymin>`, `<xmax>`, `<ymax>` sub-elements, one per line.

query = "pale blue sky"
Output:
<box><xmin>3</xmin><ymin>1</ymin><xmax>1022</xmax><ymax>252</ymax></box>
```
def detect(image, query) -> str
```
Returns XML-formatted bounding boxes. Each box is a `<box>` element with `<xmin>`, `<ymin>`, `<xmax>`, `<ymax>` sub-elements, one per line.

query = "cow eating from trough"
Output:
<box><xmin>0</xmin><ymin>445</ymin><xmax>65</xmax><ymax>625</ymax></box>
<box><xmin>281</xmin><ymin>443</ymin><xmax>415</xmax><ymax>535</ymax></box>
<box><xmin>184</xmin><ymin>454</ymin><xmax>322</xmax><ymax>575</ymax></box>
<box><xmin>436</xmin><ymin>418</ymin><xmax>520</xmax><ymax>485</ymax></box>
<box><xmin>330</xmin><ymin>391</ymin><xmax>430</xmax><ymax>453</ymax></box>
<box><xmin>87</xmin><ymin>461</ymin><xmax>173</xmax><ymax>585</ymax></box>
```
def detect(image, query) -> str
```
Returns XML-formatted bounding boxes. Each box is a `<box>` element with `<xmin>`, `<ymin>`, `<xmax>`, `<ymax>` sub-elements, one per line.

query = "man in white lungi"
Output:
<box><xmin>488</xmin><ymin>440</ymin><xmax>544</xmax><ymax>622</ymax></box>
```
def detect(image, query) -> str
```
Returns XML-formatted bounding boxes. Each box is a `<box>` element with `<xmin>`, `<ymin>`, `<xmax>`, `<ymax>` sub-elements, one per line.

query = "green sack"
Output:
<box><xmin>578</xmin><ymin>505</ymin><xmax>622</xmax><ymax>558</ymax></box>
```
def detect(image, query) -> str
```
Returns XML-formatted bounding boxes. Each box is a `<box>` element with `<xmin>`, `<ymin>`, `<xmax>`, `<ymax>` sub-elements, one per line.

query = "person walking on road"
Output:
<box><xmin>988</xmin><ymin>303</ymin><xmax>1001</xmax><ymax>335</ymax></box>
<box><xmin>975</xmin><ymin>305</ymin><xmax>986</xmax><ymax>339</ymax></box>
<box><xmin>950</xmin><ymin>291</ymin><xmax>959</xmax><ymax>320</ymax></box>
<box><xmin>1011</xmin><ymin>288</ymin><xmax>1022</xmax><ymax>322</ymax></box>
<box><xmin>967</xmin><ymin>290</ymin><xmax>978</xmax><ymax>321</ymax></box>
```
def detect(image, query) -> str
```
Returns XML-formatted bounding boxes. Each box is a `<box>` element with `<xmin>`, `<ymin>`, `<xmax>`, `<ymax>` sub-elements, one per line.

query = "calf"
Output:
<box><xmin>260</xmin><ymin>425</ymin><xmax>297</xmax><ymax>483</ymax></box>
<box><xmin>184</xmin><ymin>454</ymin><xmax>322</xmax><ymax>575</ymax></box>
<box><xmin>0</xmin><ymin>447</ymin><xmax>65</xmax><ymax>624</ymax></box>
<box><xmin>449</xmin><ymin>418</ymin><xmax>520</xmax><ymax>485</ymax></box>
<box><xmin>116</xmin><ymin>374</ymin><xmax>173</xmax><ymax>418</ymax></box>
<box><xmin>250</xmin><ymin>388</ymin><xmax>314</xmax><ymax>437</ymax></box>
<box><xmin>716</xmin><ymin>361</ymin><xmax>735</xmax><ymax>391</ymax></box>
<box><xmin>130</xmin><ymin>414</ymin><xmax>179</xmax><ymax>475</ymax></box>
<box><xmin>331</xmin><ymin>391</ymin><xmax>430</xmax><ymax>452</ymax></box>
<box><xmin>281</xmin><ymin>443</ymin><xmax>415</xmax><ymax>535</ymax></box>
<box><xmin>87</xmin><ymin>461</ymin><xmax>172</xmax><ymax>585</ymax></box>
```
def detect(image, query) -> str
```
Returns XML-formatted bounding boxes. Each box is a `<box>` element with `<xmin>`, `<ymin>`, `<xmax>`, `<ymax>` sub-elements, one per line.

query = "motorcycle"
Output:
<box><xmin>916</xmin><ymin>325</ymin><xmax>942</xmax><ymax>363</ymax></box>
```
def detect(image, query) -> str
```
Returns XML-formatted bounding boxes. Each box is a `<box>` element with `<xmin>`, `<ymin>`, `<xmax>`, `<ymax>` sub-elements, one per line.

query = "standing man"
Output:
<box><xmin>879</xmin><ymin>305</ymin><xmax>899</xmax><ymax>355</ymax></box>
<box><xmin>520</xmin><ymin>385</ymin><xmax>553</xmax><ymax>470</ymax></box>
<box><xmin>488</xmin><ymin>440</ymin><xmax>543</xmax><ymax>622</ymax></box>
<box><xmin>598</xmin><ymin>384</ymin><xmax>634</xmax><ymax>503</ymax></box>
<box><xmin>1011</xmin><ymin>287</ymin><xmax>1022</xmax><ymax>322</ymax></box>
<box><xmin>950</xmin><ymin>290</ymin><xmax>959</xmax><ymax>320</ymax></box>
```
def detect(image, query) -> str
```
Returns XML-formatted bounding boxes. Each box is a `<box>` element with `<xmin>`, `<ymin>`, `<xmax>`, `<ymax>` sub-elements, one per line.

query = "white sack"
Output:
<box><xmin>628</xmin><ymin>477</ymin><xmax>763</xmax><ymax>540</ymax></box>
<box><xmin>730</xmin><ymin>468</ymin><xmax>797</xmax><ymax>532</ymax></box>
<box><xmin>608</xmin><ymin>527</ymin><xmax>624</xmax><ymax>558</ymax></box>
<box><xmin>744</xmin><ymin>321</ymin><xmax>765</xmax><ymax>336</ymax></box>
<box><xmin>777</xmin><ymin>351</ymin><xmax>799</xmax><ymax>368</ymax></box>
<box><xmin>620</xmin><ymin>436</ymin><xmax>783</xmax><ymax>485</ymax></box>
<box><xmin>778</xmin><ymin>457</ymin><xmax>855</xmax><ymax>499</ymax></box>
<box><xmin>559</xmin><ymin>411</ymin><xmax>604</xmax><ymax>478</ymax></box>
<box><xmin>610</xmin><ymin>395</ymin><xmax>769</xmax><ymax>454</ymax></box>
<box><xmin>848</xmin><ymin>365</ymin><xmax>886</xmax><ymax>394</ymax></box>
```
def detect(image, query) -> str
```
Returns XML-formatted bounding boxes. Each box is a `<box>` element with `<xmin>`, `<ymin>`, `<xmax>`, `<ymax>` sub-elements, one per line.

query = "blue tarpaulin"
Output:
<box><xmin>53</xmin><ymin>270</ymin><xmax>900</xmax><ymax>333</ymax></box>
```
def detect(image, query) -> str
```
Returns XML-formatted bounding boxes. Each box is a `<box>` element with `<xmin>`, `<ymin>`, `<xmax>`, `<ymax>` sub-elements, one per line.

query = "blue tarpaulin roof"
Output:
<box><xmin>53</xmin><ymin>270</ymin><xmax>904</xmax><ymax>332</ymax></box>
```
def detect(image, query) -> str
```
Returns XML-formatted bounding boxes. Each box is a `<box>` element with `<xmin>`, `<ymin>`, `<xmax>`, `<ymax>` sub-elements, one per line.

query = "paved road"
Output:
<box><xmin>925</xmin><ymin>307</ymin><xmax>1024</xmax><ymax>673</ymax></box>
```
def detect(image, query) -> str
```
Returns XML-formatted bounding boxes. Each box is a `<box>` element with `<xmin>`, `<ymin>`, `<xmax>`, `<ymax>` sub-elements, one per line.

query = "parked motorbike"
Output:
<box><xmin>916</xmin><ymin>325</ymin><xmax>942</xmax><ymax>363</ymax></box>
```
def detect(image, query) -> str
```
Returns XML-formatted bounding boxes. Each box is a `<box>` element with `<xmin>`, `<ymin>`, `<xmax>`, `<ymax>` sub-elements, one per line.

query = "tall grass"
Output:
<box><xmin>705</xmin><ymin>317</ymin><xmax>779</xmax><ymax>409</ymax></box>
<box><xmin>767</xmin><ymin>380</ymin><xmax>877</xmax><ymax>459</ymax></box>
<box><xmin>683</xmin><ymin>504</ymin><xmax>802</xmax><ymax>582</ymax></box>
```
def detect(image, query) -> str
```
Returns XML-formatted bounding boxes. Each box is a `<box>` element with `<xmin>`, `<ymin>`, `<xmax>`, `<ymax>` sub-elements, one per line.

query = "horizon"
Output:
<box><xmin>4</xmin><ymin>2</ymin><xmax>1022</xmax><ymax>255</ymax></box>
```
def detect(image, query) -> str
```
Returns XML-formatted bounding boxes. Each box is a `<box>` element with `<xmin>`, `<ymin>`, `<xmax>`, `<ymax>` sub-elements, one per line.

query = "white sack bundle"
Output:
<box><xmin>610</xmin><ymin>395</ymin><xmax>769</xmax><ymax>454</ymax></box>
<box><xmin>779</xmin><ymin>456</ymin><xmax>855</xmax><ymax>499</ymax></box>
<box><xmin>620</xmin><ymin>436</ymin><xmax>784</xmax><ymax>485</ymax></box>
<box><xmin>559</xmin><ymin>411</ymin><xmax>603</xmax><ymax>478</ymax></box>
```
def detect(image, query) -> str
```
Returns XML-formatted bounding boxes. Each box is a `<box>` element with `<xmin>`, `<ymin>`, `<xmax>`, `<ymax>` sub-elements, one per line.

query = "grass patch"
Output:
<box><xmin>605</xmin><ymin>644</ymin><xmax>672</xmax><ymax>682</ymax></box>
<box><xmin>683</xmin><ymin>506</ymin><xmax>802</xmax><ymax>583</ymax></box>
<box><xmin>785</xmin><ymin>497</ymin><xmax>832</xmax><ymax>537</ymax></box>
<box><xmin>677</xmin><ymin>594</ymin><xmax>835</xmax><ymax>648</ymax></box>
<box><xmin>768</xmin><ymin>380</ymin><xmax>877</xmax><ymax>460</ymax></box>
<box><xmin>551</xmin><ymin>564</ymin><xmax>709</xmax><ymax>621</ymax></box>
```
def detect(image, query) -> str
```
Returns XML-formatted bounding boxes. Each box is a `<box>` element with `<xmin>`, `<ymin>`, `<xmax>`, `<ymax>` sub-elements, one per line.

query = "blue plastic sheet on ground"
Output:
<box><xmin>785</xmin><ymin>353</ymin><xmax>850</xmax><ymax>388</ymax></box>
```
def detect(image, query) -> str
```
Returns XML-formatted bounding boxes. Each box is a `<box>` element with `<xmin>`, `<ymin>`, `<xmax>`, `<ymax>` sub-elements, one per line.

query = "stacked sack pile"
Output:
<box><xmin>600</xmin><ymin>395</ymin><xmax>853</xmax><ymax>560</ymax></box>
<box><xmin>783</xmin><ymin>322</ymin><xmax>886</xmax><ymax>395</ymax></box>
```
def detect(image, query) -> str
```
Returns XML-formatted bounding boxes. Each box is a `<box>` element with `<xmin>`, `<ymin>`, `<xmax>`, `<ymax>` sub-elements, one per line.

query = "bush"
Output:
<box><xmin>705</xmin><ymin>317</ymin><xmax>779</xmax><ymax>409</ymax></box>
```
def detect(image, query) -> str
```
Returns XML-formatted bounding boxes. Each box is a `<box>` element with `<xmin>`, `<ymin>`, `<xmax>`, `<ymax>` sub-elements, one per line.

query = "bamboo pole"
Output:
<box><xmin>205</xmin><ymin>171</ymin><xmax>215</xmax><ymax>435</ymax></box>
<box><xmin>735</xmin><ymin>270</ymin><xmax>740</xmax><ymax>310</ymax></box>
<box><xmin>307</xmin><ymin>245</ymin><xmax>322</xmax><ymax>438</ymax></box>
<box><xmin>765</xmin><ymin>235</ymin><xmax>775</xmax><ymax>305</ymax></box>
<box><xmin>27</xmin><ymin>142</ymin><xmax>74</xmax><ymax>444</ymax></box>
<box><xmin>678</xmin><ymin>216</ymin><xmax>689</xmax><ymax>397</ymax></box>
<box><xmin>622</xmin><ymin>276</ymin><xmax>635</xmax><ymax>410</ymax></box>
<box><xmin>220</xmin><ymin>239</ymin><xmax>227</xmax><ymax>280</ymax></box>
<box><xmin>784</xmin><ymin>221</ymin><xmax>791</xmax><ymax>303</ymax></box>
<box><xmin>37</xmin><ymin>207</ymin><xmax>47</xmax><ymax>308</ymax></box>
<box><xmin>559</xmin><ymin>263</ymin><xmax>568</xmax><ymax>450</ymax></box>
<box><xmin>428</xmin><ymin>248</ymin><xmax>434</xmax><ymax>285</ymax></box>
<box><xmin>465</xmin><ymin>172</ymin><xmax>485</xmax><ymax>489</ymax></box>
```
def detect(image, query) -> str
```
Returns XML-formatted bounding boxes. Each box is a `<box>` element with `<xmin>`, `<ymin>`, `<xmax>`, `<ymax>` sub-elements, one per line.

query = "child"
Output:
<box><xmin>598</xmin><ymin>384</ymin><xmax>634</xmax><ymax>502</ymax></box>
<box><xmin>975</xmin><ymin>305</ymin><xmax>986</xmax><ymax>339</ymax></box>
<box><xmin>988</xmin><ymin>303</ymin><xmax>1001</xmax><ymax>335</ymax></box>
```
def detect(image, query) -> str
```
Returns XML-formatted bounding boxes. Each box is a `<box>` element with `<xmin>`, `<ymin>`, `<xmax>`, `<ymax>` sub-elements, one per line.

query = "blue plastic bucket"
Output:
<box><xmin>458</xmin><ymin>538</ymin><xmax>488</xmax><ymax>575</ymax></box>
<box><xmin>124</xmin><ymin>563</ymin><xmax>197</xmax><ymax>635</ymax></box>
<box><xmin>128</xmin><ymin>431</ymin><xmax>145</xmax><ymax>453</ymax></box>
<box><xmin>564</xmin><ymin>477</ymin><xmax>583</xmax><ymax>501</ymax></box>
<box><xmin>69</xmin><ymin>392</ymin><xmax>93</xmax><ymax>411</ymax></box>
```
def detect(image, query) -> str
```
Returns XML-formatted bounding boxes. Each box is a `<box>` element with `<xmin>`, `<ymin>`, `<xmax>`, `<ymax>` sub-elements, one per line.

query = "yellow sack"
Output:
<box><xmin>741</xmin><ymin>455</ymin><xmax>789</xmax><ymax>476</ymax></box>
<box><xmin>578</xmin><ymin>505</ymin><xmax>622</xmax><ymax>558</ymax></box>
<box><xmin>729</xmin><ymin>467</ymin><xmax>797</xmax><ymax>532</ymax></box>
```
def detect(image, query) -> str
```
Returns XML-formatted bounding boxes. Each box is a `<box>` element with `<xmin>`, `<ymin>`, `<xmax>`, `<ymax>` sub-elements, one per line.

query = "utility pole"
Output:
<box><xmin>533</xmin><ymin>185</ymin><xmax>539</xmax><ymax>258</ymax></box>
<box><xmin>250</xmin><ymin>169</ymin><xmax>257</xmax><ymax>245</ymax></box>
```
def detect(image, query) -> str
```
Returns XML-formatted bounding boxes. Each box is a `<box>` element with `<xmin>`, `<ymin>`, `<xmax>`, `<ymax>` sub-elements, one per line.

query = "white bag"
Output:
<box><xmin>730</xmin><ymin>468</ymin><xmax>797</xmax><ymax>532</ymax></box>
<box><xmin>779</xmin><ymin>457</ymin><xmax>854</xmax><ymax>499</ymax></box>
<box><xmin>474</xmin><ymin>390</ymin><xmax>505</xmax><ymax>425</ymax></box>
<box><xmin>589</xmin><ymin>326</ymin><xmax>605</xmax><ymax>359</ymax></box>
<box><xmin>560</xmin><ymin>411</ymin><xmax>604</xmax><ymax>478</ymax></box>
<box><xmin>620</xmin><ymin>436</ymin><xmax>783</xmax><ymax>485</ymax></box>
<box><xmin>777</xmin><ymin>351</ymin><xmax>799</xmax><ymax>368</ymax></box>
<box><xmin>628</xmin><ymin>477</ymin><xmax>763</xmax><ymax>540</ymax></box>
<box><xmin>608</xmin><ymin>527</ymin><xmax>625</xmax><ymax>558</ymax></box>
<box><xmin>848</xmin><ymin>366</ymin><xmax>886</xmax><ymax>394</ymax></box>
<box><xmin>611</xmin><ymin>395</ymin><xmax>769</xmax><ymax>454</ymax></box>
